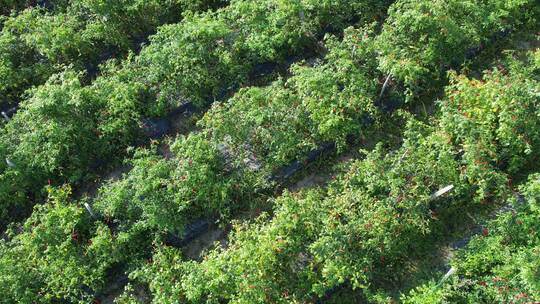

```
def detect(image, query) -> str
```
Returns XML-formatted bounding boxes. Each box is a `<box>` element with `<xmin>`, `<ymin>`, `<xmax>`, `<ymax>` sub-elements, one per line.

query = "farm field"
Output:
<box><xmin>0</xmin><ymin>0</ymin><xmax>539</xmax><ymax>303</ymax></box>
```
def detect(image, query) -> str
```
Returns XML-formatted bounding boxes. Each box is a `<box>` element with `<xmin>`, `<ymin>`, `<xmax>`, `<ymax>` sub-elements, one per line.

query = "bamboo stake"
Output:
<box><xmin>378</xmin><ymin>73</ymin><xmax>392</xmax><ymax>101</ymax></box>
<box><xmin>84</xmin><ymin>203</ymin><xmax>96</xmax><ymax>218</ymax></box>
<box><xmin>5</xmin><ymin>158</ymin><xmax>15</xmax><ymax>168</ymax></box>
<box><xmin>439</xmin><ymin>267</ymin><xmax>456</xmax><ymax>285</ymax></box>
<box><xmin>1</xmin><ymin>111</ymin><xmax>10</xmax><ymax>121</ymax></box>
<box><xmin>430</xmin><ymin>185</ymin><xmax>454</xmax><ymax>200</ymax></box>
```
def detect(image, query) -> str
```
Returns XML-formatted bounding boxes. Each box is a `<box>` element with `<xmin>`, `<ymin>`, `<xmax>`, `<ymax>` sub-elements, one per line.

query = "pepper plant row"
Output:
<box><xmin>0</xmin><ymin>0</ymin><xmax>392</xmax><ymax>229</ymax></box>
<box><xmin>130</xmin><ymin>48</ymin><xmax>539</xmax><ymax>303</ymax></box>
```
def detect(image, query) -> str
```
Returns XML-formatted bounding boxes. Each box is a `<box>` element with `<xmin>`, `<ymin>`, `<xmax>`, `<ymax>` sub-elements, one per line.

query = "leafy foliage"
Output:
<box><xmin>0</xmin><ymin>0</ymin><xmax>393</xmax><ymax>229</ymax></box>
<box><xmin>0</xmin><ymin>0</ymin><xmax>538</xmax><ymax>302</ymax></box>
<box><xmin>0</xmin><ymin>0</ymin><xmax>219</xmax><ymax>107</ymax></box>
<box><xmin>441</xmin><ymin>54</ymin><xmax>540</xmax><ymax>175</ymax></box>
<box><xmin>0</xmin><ymin>186</ymin><xmax>121</xmax><ymax>303</ymax></box>
<box><xmin>376</xmin><ymin>0</ymin><xmax>538</xmax><ymax>99</ymax></box>
<box><xmin>129</xmin><ymin>49</ymin><xmax>540</xmax><ymax>303</ymax></box>
<box><xmin>403</xmin><ymin>174</ymin><xmax>540</xmax><ymax>303</ymax></box>
<box><xmin>94</xmin><ymin>134</ymin><xmax>234</xmax><ymax>234</ymax></box>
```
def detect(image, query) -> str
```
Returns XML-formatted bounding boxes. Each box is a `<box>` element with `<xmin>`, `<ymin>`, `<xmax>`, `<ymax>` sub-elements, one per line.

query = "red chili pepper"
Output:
<box><xmin>482</xmin><ymin>228</ymin><xmax>489</xmax><ymax>237</ymax></box>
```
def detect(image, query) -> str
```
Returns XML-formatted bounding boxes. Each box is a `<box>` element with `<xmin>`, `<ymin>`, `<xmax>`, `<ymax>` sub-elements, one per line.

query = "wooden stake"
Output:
<box><xmin>378</xmin><ymin>74</ymin><xmax>392</xmax><ymax>101</ymax></box>
<box><xmin>431</xmin><ymin>185</ymin><xmax>454</xmax><ymax>200</ymax></box>
<box><xmin>5</xmin><ymin>158</ymin><xmax>15</xmax><ymax>168</ymax></box>
<box><xmin>439</xmin><ymin>267</ymin><xmax>456</xmax><ymax>285</ymax></box>
<box><xmin>84</xmin><ymin>203</ymin><xmax>96</xmax><ymax>218</ymax></box>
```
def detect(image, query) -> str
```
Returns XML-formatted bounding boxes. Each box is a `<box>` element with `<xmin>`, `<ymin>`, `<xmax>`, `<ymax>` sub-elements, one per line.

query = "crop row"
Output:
<box><xmin>0</xmin><ymin>0</ymin><xmax>392</xmax><ymax>229</ymax></box>
<box><xmin>1</xmin><ymin>0</ymin><xmax>537</xmax><ymax>301</ymax></box>
<box><xmin>130</xmin><ymin>48</ymin><xmax>539</xmax><ymax>303</ymax></box>
<box><xmin>0</xmin><ymin>16</ymin><xmax>387</xmax><ymax>304</ymax></box>
<box><xmin>403</xmin><ymin>172</ymin><xmax>540</xmax><ymax>303</ymax></box>
<box><xmin>0</xmin><ymin>0</ymin><xmax>221</xmax><ymax>109</ymax></box>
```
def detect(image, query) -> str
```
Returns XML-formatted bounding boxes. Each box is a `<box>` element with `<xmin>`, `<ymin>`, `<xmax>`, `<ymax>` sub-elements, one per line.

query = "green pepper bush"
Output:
<box><xmin>0</xmin><ymin>0</ymin><xmax>537</xmax><ymax>302</ymax></box>
<box><xmin>0</xmin><ymin>3</ymin><xmax>392</xmax><ymax>301</ymax></box>
<box><xmin>87</xmin><ymin>26</ymin><xmax>380</xmax><ymax>243</ymax></box>
<box><xmin>0</xmin><ymin>19</ymin><xmax>380</xmax><ymax>303</ymax></box>
<box><xmin>201</xmin><ymin>26</ymin><xmax>379</xmax><ymax>172</ymax></box>
<box><xmin>403</xmin><ymin>174</ymin><xmax>540</xmax><ymax>303</ymax></box>
<box><xmin>129</xmin><ymin>49</ymin><xmax>539</xmax><ymax>303</ymax></box>
<box><xmin>0</xmin><ymin>0</ymin><xmax>223</xmax><ymax>108</ymax></box>
<box><xmin>0</xmin><ymin>0</ymin><xmax>392</xmax><ymax>229</ymax></box>
<box><xmin>94</xmin><ymin>134</ymin><xmax>236</xmax><ymax>234</ymax></box>
<box><xmin>3</xmin><ymin>0</ymin><xmax>530</xmax><ymax>232</ymax></box>
<box><xmin>376</xmin><ymin>0</ymin><xmax>538</xmax><ymax>100</ymax></box>
<box><xmin>0</xmin><ymin>186</ymin><xmax>123</xmax><ymax>303</ymax></box>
